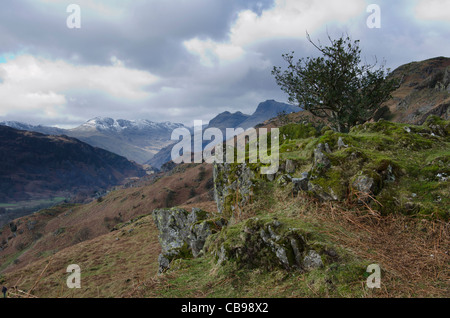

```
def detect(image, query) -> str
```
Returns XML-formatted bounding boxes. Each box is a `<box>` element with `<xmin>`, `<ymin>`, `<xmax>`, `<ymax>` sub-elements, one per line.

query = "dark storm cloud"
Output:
<box><xmin>0</xmin><ymin>0</ymin><xmax>275</xmax><ymax>72</ymax></box>
<box><xmin>0</xmin><ymin>0</ymin><xmax>277</xmax><ymax>126</ymax></box>
<box><xmin>0</xmin><ymin>0</ymin><xmax>448</xmax><ymax>127</ymax></box>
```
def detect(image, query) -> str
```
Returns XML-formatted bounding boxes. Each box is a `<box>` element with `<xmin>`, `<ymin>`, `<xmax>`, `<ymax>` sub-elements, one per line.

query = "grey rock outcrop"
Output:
<box><xmin>213</xmin><ymin>162</ymin><xmax>255</xmax><ymax>217</ymax></box>
<box><xmin>303</xmin><ymin>250</ymin><xmax>324</xmax><ymax>270</ymax></box>
<box><xmin>313</xmin><ymin>143</ymin><xmax>331</xmax><ymax>171</ymax></box>
<box><xmin>209</xmin><ymin>217</ymin><xmax>324</xmax><ymax>272</ymax></box>
<box><xmin>292</xmin><ymin>172</ymin><xmax>309</xmax><ymax>197</ymax></box>
<box><xmin>153</xmin><ymin>207</ymin><xmax>226</xmax><ymax>273</ymax></box>
<box><xmin>352</xmin><ymin>175</ymin><xmax>375</xmax><ymax>195</ymax></box>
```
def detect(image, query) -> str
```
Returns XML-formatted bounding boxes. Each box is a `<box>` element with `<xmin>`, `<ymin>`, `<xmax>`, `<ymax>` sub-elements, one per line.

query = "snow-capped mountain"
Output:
<box><xmin>0</xmin><ymin>121</ymin><xmax>66</xmax><ymax>135</ymax></box>
<box><xmin>75</xmin><ymin>117</ymin><xmax>186</xmax><ymax>133</ymax></box>
<box><xmin>0</xmin><ymin>118</ymin><xmax>189</xmax><ymax>164</ymax></box>
<box><xmin>1</xmin><ymin>100</ymin><xmax>298</xmax><ymax>167</ymax></box>
<box><xmin>68</xmin><ymin>117</ymin><xmax>189</xmax><ymax>164</ymax></box>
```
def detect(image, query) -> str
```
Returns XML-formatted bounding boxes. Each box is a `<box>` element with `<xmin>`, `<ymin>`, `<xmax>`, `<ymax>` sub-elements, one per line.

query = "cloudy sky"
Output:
<box><xmin>0</xmin><ymin>0</ymin><xmax>449</xmax><ymax>128</ymax></box>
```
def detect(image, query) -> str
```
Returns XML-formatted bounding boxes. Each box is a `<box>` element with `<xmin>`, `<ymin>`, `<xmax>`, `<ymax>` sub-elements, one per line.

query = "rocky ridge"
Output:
<box><xmin>151</xmin><ymin>115</ymin><xmax>448</xmax><ymax>275</ymax></box>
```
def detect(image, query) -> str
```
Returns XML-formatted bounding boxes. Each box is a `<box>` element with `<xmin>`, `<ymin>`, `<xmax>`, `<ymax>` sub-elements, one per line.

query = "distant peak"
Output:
<box><xmin>87</xmin><ymin>116</ymin><xmax>114</xmax><ymax>123</ymax></box>
<box><xmin>76</xmin><ymin>117</ymin><xmax>185</xmax><ymax>132</ymax></box>
<box><xmin>254</xmin><ymin>100</ymin><xmax>295</xmax><ymax>112</ymax></box>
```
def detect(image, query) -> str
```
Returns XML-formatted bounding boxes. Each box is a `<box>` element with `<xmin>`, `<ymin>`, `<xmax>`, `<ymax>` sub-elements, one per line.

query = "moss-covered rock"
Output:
<box><xmin>213</xmin><ymin>162</ymin><xmax>257</xmax><ymax>219</ymax></box>
<box><xmin>152</xmin><ymin>207</ymin><xmax>227</xmax><ymax>273</ymax></box>
<box><xmin>423</xmin><ymin>115</ymin><xmax>450</xmax><ymax>137</ymax></box>
<box><xmin>212</xmin><ymin>119</ymin><xmax>449</xmax><ymax>220</ymax></box>
<box><xmin>205</xmin><ymin>217</ymin><xmax>324</xmax><ymax>272</ymax></box>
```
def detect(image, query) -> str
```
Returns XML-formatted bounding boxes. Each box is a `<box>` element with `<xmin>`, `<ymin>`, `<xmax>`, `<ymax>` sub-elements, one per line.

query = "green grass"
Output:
<box><xmin>277</xmin><ymin>118</ymin><xmax>449</xmax><ymax>219</ymax></box>
<box><xmin>153</xmin><ymin>244</ymin><xmax>371</xmax><ymax>298</ymax></box>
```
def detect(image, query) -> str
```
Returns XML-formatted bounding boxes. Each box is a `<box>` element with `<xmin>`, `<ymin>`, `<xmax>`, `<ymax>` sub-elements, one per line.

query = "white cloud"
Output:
<box><xmin>0</xmin><ymin>55</ymin><xmax>159</xmax><ymax>118</ymax></box>
<box><xmin>184</xmin><ymin>38</ymin><xmax>245</xmax><ymax>67</ymax></box>
<box><xmin>415</xmin><ymin>0</ymin><xmax>450</xmax><ymax>22</ymax></box>
<box><xmin>184</xmin><ymin>0</ymin><xmax>366</xmax><ymax>65</ymax></box>
<box><xmin>229</xmin><ymin>0</ymin><xmax>365</xmax><ymax>45</ymax></box>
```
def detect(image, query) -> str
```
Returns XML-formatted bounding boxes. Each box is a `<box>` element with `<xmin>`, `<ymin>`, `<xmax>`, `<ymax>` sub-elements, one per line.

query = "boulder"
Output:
<box><xmin>208</xmin><ymin>217</ymin><xmax>324</xmax><ymax>272</ymax></box>
<box><xmin>153</xmin><ymin>207</ymin><xmax>226</xmax><ymax>273</ymax></box>
<box><xmin>313</xmin><ymin>143</ymin><xmax>331</xmax><ymax>172</ymax></box>
<box><xmin>352</xmin><ymin>175</ymin><xmax>375</xmax><ymax>194</ymax></box>
<box><xmin>303</xmin><ymin>250</ymin><xmax>324</xmax><ymax>270</ymax></box>
<box><xmin>292</xmin><ymin>172</ymin><xmax>309</xmax><ymax>197</ymax></box>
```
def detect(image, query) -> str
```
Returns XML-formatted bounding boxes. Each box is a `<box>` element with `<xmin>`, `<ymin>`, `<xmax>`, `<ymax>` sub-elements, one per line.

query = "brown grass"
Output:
<box><xmin>3</xmin><ymin>213</ymin><xmax>161</xmax><ymax>298</ymax></box>
<box><xmin>0</xmin><ymin>162</ymin><xmax>214</xmax><ymax>274</ymax></box>
<box><xmin>2</xmin><ymin>162</ymin><xmax>448</xmax><ymax>298</ymax></box>
<box><xmin>123</xmin><ymin>187</ymin><xmax>449</xmax><ymax>299</ymax></box>
<box><xmin>254</xmin><ymin>188</ymin><xmax>450</xmax><ymax>297</ymax></box>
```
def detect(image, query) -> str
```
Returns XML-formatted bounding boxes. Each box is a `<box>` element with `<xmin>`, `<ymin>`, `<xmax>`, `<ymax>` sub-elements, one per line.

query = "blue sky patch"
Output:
<box><xmin>0</xmin><ymin>53</ymin><xmax>15</xmax><ymax>64</ymax></box>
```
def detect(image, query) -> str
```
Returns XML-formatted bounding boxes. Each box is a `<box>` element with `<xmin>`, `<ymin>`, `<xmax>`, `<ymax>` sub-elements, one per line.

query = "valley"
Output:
<box><xmin>0</xmin><ymin>115</ymin><xmax>448</xmax><ymax>298</ymax></box>
<box><xmin>0</xmin><ymin>57</ymin><xmax>448</xmax><ymax>299</ymax></box>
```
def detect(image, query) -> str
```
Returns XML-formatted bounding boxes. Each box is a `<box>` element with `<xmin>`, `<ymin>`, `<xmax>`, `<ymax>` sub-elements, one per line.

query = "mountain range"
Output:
<box><xmin>0</xmin><ymin>118</ymin><xmax>187</xmax><ymax>165</ymax></box>
<box><xmin>206</xmin><ymin>99</ymin><xmax>298</xmax><ymax>132</ymax></box>
<box><xmin>1</xmin><ymin>100</ymin><xmax>298</xmax><ymax>169</ymax></box>
<box><xmin>146</xmin><ymin>100</ymin><xmax>298</xmax><ymax>168</ymax></box>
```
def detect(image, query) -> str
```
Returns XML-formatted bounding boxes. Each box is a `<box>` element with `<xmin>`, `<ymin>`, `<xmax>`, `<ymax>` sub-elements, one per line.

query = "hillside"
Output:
<box><xmin>0</xmin><ymin>126</ymin><xmax>145</xmax><ymax>207</ymax></box>
<box><xmin>0</xmin><ymin>118</ymin><xmax>448</xmax><ymax>298</ymax></box>
<box><xmin>0</xmin><ymin>162</ymin><xmax>214</xmax><ymax>274</ymax></box>
<box><xmin>385</xmin><ymin>56</ymin><xmax>450</xmax><ymax>124</ymax></box>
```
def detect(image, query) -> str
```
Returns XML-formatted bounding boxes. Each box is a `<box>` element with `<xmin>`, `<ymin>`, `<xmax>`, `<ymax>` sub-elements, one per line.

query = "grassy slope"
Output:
<box><xmin>1</xmin><ymin>119</ymin><xmax>448</xmax><ymax>298</ymax></box>
<box><xmin>0</xmin><ymin>163</ymin><xmax>214</xmax><ymax>274</ymax></box>
<box><xmin>3</xmin><ymin>186</ymin><xmax>447</xmax><ymax>298</ymax></box>
<box><xmin>1</xmin><ymin>213</ymin><xmax>160</xmax><ymax>298</ymax></box>
<box><xmin>296</xmin><ymin>121</ymin><xmax>448</xmax><ymax>219</ymax></box>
